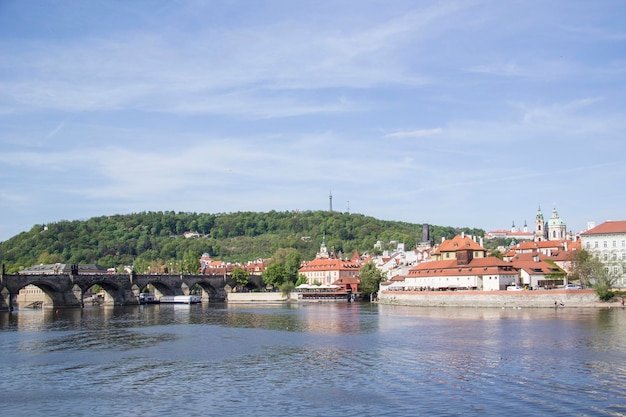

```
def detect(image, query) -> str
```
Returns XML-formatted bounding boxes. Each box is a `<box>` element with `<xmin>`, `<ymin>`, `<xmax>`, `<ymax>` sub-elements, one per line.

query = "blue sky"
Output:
<box><xmin>1</xmin><ymin>0</ymin><xmax>625</xmax><ymax>242</ymax></box>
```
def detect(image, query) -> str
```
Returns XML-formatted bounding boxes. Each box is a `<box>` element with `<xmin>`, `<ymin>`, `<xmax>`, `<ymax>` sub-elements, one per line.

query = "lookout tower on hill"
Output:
<box><xmin>329</xmin><ymin>191</ymin><xmax>333</xmax><ymax>212</ymax></box>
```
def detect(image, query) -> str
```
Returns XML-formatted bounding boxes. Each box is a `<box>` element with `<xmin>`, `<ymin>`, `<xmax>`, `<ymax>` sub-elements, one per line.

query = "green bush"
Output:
<box><xmin>595</xmin><ymin>286</ymin><xmax>615</xmax><ymax>301</ymax></box>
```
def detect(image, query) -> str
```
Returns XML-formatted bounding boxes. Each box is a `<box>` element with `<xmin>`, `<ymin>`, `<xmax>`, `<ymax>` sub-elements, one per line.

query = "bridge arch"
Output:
<box><xmin>132</xmin><ymin>275</ymin><xmax>180</xmax><ymax>298</ymax></box>
<box><xmin>72</xmin><ymin>274</ymin><xmax>138</xmax><ymax>307</ymax></box>
<box><xmin>183</xmin><ymin>275</ymin><xmax>235</xmax><ymax>302</ymax></box>
<box><xmin>82</xmin><ymin>281</ymin><xmax>126</xmax><ymax>306</ymax></box>
<box><xmin>8</xmin><ymin>276</ymin><xmax>81</xmax><ymax>309</ymax></box>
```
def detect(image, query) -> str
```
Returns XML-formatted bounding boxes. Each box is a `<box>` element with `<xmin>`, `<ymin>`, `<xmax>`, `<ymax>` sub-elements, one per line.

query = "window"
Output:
<box><xmin>614</xmin><ymin>241</ymin><xmax>617</xmax><ymax>248</ymax></box>
<box><xmin>595</xmin><ymin>241</ymin><xmax>599</xmax><ymax>248</ymax></box>
<box><xmin>604</xmin><ymin>241</ymin><xmax>608</xmax><ymax>248</ymax></box>
<box><xmin>586</xmin><ymin>242</ymin><xmax>591</xmax><ymax>249</ymax></box>
<box><xmin>604</xmin><ymin>253</ymin><xmax>609</xmax><ymax>260</ymax></box>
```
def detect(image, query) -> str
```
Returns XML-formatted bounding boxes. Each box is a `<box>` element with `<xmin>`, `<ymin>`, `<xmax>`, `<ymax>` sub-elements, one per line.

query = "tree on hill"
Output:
<box><xmin>262</xmin><ymin>263</ymin><xmax>287</xmax><ymax>287</ymax></box>
<box><xmin>0</xmin><ymin>210</ymin><xmax>484</xmax><ymax>275</ymax></box>
<box><xmin>359</xmin><ymin>261</ymin><xmax>387</xmax><ymax>298</ymax></box>
<box><xmin>182</xmin><ymin>249</ymin><xmax>200</xmax><ymax>274</ymax></box>
<box><xmin>231</xmin><ymin>266</ymin><xmax>250</xmax><ymax>287</ymax></box>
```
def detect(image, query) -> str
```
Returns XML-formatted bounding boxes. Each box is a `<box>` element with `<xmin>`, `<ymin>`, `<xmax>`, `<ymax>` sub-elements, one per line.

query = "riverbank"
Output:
<box><xmin>226</xmin><ymin>292</ymin><xmax>293</xmax><ymax>303</ymax></box>
<box><xmin>377</xmin><ymin>289</ymin><xmax>618</xmax><ymax>308</ymax></box>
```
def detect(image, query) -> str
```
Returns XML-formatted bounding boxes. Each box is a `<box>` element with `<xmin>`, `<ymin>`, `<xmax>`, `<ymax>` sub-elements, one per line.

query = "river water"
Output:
<box><xmin>1</xmin><ymin>302</ymin><xmax>625</xmax><ymax>416</ymax></box>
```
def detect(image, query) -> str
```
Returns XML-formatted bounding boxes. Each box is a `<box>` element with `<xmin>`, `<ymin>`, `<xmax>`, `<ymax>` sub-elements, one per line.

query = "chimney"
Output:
<box><xmin>461</xmin><ymin>232</ymin><xmax>465</xmax><ymax>238</ymax></box>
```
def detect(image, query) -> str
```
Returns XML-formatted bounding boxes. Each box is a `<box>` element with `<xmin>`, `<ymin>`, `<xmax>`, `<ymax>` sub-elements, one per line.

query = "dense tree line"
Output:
<box><xmin>0</xmin><ymin>210</ymin><xmax>484</xmax><ymax>273</ymax></box>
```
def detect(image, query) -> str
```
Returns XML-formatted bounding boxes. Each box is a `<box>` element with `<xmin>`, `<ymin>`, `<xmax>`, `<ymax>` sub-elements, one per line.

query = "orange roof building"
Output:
<box><xmin>298</xmin><ymin>257</ymin><xmax>361</xmax><ymax>287</ymax></box>
<box><xmin>388</xmin><ymin>235</ymin><xmax>518</xmax><ymax>291</ymax></box>
<box><xmin>507</xmin><ymin>253</ymin><xmax>565</xmax><ymax>289</ymax></box>
<box><xmin>431</xmin><ymin>234</ymin><xmax>486</xmax><ymax>261</ymax></box>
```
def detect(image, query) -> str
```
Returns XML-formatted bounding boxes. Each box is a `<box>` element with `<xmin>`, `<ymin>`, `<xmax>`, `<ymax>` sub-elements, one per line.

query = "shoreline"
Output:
<box><xmin>377</xmin><ymin>289</ymin><xmax>620</xmax><ymax>308</ymax></box>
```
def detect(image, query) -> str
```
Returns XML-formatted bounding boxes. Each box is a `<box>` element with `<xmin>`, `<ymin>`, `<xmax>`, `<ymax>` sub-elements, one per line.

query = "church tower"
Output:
<box><xmin>534</xmin><ymin>206</ymin><xmax>545</xmax><ymax>242</ymax></box>
<box><xmin>317</xmin><ymin>233</ymin><xmax>329</xmax><ymax>259</ymax></box>
<box><xmin>546</xmin><ymin>206</ymin><xmax>567</xmax><ymax>241</ymax></box>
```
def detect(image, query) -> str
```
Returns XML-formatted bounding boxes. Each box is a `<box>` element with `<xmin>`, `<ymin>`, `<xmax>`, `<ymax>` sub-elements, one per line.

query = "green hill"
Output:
<box><xmin>0</xmin><ymin>210</ymin><xmax>484</xmax><ymax>273</ymax></box>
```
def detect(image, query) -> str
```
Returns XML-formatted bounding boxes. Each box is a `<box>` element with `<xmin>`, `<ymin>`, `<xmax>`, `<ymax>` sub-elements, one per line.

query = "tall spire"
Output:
<box><xmin>329</xmin><ymin>191</ymin><xmax>333</xmax><ymax>212</ymax></box>
<box><xmin>317</xmin><ymin>232</ymin><xmax>329</xmax><ymax>258</ymax></box>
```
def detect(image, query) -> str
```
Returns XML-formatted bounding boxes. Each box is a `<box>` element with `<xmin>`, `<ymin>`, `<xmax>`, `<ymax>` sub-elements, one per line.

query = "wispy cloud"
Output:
<box><xmin>560</xmin><ymin>24</ymin><xmax>626</xmax><ymax>41</ymax></box>
<box><xmin>47</xmin><ymin>120</ymin><xmax>67</xmax><ymax>138</ymax></box>
<box><xmin>465</xmin><ymin>59</ymin><xmax>573</xmax><ymax>80</ymax></box>
<box><xmin>385</xmin><ymin>128</ymin><xmax>442</xmax><ymax>139</ymax></box>
<box><xmin>0</xmin><ymin>2</ymin><xmax>476</xmax><ymax>118</ymax></box>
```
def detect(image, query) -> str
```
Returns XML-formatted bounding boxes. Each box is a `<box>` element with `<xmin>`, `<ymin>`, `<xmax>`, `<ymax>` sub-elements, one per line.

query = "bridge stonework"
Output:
<box><xmin>0</xmin><ymin>272</ymin><xmax>243</xmax><ymax>311</ymax></box>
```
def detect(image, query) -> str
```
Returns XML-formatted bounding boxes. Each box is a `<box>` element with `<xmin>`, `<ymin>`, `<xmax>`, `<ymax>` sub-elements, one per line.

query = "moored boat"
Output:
<box><xmin>159</xmin><ymin>295</ymin><xmax>202</xmax><ymax>304</ymax></box>
<box><xmin>139</xmin><ymin>293</ymin><xmax>159</xmax><ymax>304</ymax></box>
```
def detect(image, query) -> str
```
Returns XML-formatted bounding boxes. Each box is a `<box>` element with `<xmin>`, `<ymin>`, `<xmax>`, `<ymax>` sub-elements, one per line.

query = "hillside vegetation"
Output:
<box><xmin>0</xmin><ymin>210</ymin><xmax>484</xmax><ymax>273</ymax></box>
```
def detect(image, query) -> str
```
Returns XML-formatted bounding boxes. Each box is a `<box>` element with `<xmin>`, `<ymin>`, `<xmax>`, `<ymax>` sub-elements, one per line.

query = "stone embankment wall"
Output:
<box><xmin>227</xmin><ymin>292</ymin><xmax>294</xmax><ymax>303</ymax></box>
<box><xmin>378</xmin><ymin>289</ymin><xmax>612</xmax><ymax>308</ymax></box>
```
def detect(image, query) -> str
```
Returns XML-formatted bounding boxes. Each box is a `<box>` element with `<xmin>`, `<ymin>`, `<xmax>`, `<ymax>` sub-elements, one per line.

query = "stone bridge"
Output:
<box><xmin>0</xmin><ymin>272</ymin><xmax>265</xmax><ymax>311</ymax></box>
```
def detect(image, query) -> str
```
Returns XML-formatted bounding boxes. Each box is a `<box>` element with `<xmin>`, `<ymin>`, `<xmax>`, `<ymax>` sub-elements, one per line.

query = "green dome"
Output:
<box><xmin>547</xmin><ymin>208</ymin><xmax>566</xmax><ymax>226</ymax></box>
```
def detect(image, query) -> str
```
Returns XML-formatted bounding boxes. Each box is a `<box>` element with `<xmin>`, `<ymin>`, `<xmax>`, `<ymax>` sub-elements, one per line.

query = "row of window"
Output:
<box><xmin>606</xmin><ymin>266</ymin><xmax>623</xmax><ymax>274</ymax></box>
<box><xmin>586</xmin><ymin>240</ymin><xmax>626</xmax><ymax>249</ymax></box>
<box><xmin>600</xmin><ymin>252</ymin><xmax>626</xmax><ymax>261</ymax></box>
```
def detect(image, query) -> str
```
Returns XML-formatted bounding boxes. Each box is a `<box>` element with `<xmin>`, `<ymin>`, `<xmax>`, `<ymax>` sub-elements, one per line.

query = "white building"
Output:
<box><xmin>372</xmin><ymin>244</ymin><xmax>432</xmax><ymax>280</ymax></box>
<box><xmin>580</xmin><ymin>220</ymin><xmax>626</xmax><ymax>288</ymax></box>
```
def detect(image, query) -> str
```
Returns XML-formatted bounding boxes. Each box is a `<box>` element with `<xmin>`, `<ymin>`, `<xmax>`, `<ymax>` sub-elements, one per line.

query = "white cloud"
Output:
<box><xmin>385</xmin><ymin>128</ymin><xmax>442</xmax><ymax>139</ymax></box>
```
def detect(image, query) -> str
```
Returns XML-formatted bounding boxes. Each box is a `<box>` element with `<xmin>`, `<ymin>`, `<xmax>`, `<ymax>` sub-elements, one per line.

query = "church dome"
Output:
<box><xmin>547</xmin><ymin>207</ymin><xmax>566</xmax><ymax>227</ymax></box>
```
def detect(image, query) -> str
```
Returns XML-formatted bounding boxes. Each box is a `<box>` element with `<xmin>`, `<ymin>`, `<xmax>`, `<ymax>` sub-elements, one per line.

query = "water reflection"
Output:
<box><xmin>220</xmin><ymin>302</ymin><xmax>376</xmax><ymax>334</ymax></box>
<box><xmin>1</xmin><ymin>303</ymin><xmax>626</xmax><ymax>416</ymax></box>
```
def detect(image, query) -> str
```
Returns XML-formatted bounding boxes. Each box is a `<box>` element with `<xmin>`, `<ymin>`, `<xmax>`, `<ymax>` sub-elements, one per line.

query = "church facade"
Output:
<box><xmin>534</xmin><ymin>206</ymin><xmax>567</xmax><ymax>242</ymax></box>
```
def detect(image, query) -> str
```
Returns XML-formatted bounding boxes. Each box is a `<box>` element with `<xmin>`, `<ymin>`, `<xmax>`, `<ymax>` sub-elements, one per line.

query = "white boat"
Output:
<box><xmin>159</xmin><ymin>295</ymin><xmax>202</xmax><ymax>304</ymax></box>
<box><xmin>139</xmin><ymin>293</ymin><xmax>159</xmax><ymax>304</ymax></box>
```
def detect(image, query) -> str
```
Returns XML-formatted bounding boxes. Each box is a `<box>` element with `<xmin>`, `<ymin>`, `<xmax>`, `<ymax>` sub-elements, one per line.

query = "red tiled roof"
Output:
<box><xmin>407</xmin><ymin>257</ymin><xmax>514</xmax><ymax>277</ymax></box>
<box><xmin>581</xmin><ymin>220</ymin><xmax>626</xmax><ymax>235</ymax></box>
<box><xmin>510</xmin><ymin>258</ymin><xmax>562</xmax><ymax>275</ymax></box>
<box><xmin>433</xmin><ymin>235</ymin><xmax>484</xmax><ymax>255</ymax></box>
<box><xmin>299</xmin><ymin>258</ymin><xmax>360</xmax><ymax>272</ymax></box>
<box><xmin>514</xmin><ymin>240</ymin><xmax>566</xmax><ymax>250</ymax></box>
<box><xmin>333</xmin><ymin>276</ymin><xmax>359</xmax><ymax>285</ymax></box>
<box><xmin>568</xmin><ymin>241</ymin><xmax>581</xmax><ymax>251</ymax></box>
<box><xmin>508</xmin><ymin>252</ymin><xmax>548</xmax><ymax>262</ymax></box>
